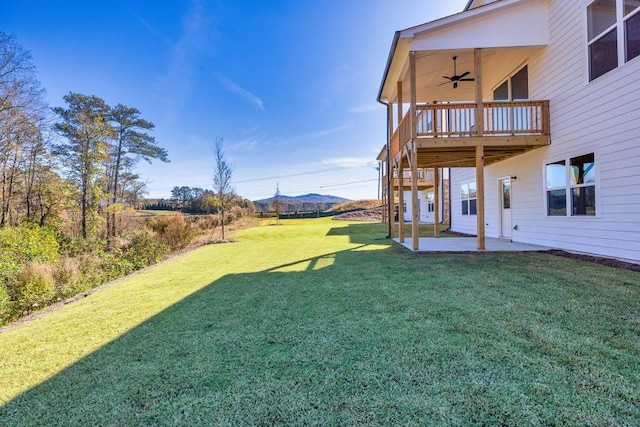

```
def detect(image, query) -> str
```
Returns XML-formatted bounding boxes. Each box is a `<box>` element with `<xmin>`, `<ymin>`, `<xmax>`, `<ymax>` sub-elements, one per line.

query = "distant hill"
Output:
<box><xmin>254</xmin><ymin>193</ymin><xmax>351</xmax><ymax>213</ymax></box>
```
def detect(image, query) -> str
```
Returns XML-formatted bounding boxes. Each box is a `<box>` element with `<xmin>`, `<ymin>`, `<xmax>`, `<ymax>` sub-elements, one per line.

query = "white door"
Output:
<box><xmin>421</xmin><ymin>192</ymin><xmax>434</xmax><ymax>223</ymax></box>
<box><xmin>499</xmin><ymin>178</ymin><xmax>512</xmax><ymax>239</ymax></box>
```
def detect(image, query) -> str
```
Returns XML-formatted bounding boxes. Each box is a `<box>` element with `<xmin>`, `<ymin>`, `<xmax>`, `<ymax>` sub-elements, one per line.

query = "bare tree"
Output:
<box><xmin>271</xmin><ymin>182</ymin><xmax>282</xmax><ymax>224</ymax></box>
<box><xmin>212</xmin><ymin>137</ymin><xmax>234</xmax><ymax>239</ymax></box>
<box><xmin>0</xmin><ymin>32</ymin><xmax>49</xmax><ymax>226</ymax></box>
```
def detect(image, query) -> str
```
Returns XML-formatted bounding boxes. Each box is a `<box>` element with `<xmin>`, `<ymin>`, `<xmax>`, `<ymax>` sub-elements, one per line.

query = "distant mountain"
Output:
<box><xmin>254</xmin><ymin>193</ymin><xmax>351</xmax><ymax>213</ymax></box>
<box><xmin>255</xmin><ymin>193</ymin><xmax>350</xmax><ymax>204</ymax></box>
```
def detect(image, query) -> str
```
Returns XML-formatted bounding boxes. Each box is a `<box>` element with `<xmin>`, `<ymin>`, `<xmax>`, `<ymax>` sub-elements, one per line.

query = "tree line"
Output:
<box><xmin>1</xmin><ymin>32</ymin><xmax>167</xmax><ymax>241</ymax></box>
<box><xmin>140</xmin><ymin>185</ymin><xmax>254</xmax><ymax>216</ymax></box>
<box><xmin>0</xmin><ymin>33</ymin><xmax>255</xmax><ymax>324</ymax></box>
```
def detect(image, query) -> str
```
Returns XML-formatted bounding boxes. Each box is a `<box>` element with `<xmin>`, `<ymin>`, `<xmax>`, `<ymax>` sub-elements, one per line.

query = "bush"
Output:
<box><xmin>124</xmin><ymin>230</ymin><xmax>170</xmax><ymax>269</ymax></box>
<box><xmin>0</xmin><ymin>225</ymin><xmax>60</xmax><ymax>285</ymax></box>
<box><xmin>195</xmin><ymin>215</ymin><xmax>219</xmax><ymax>231</ymax></box>
<box><xmin>9</xmin><ymin>262</ymin><xmax>56</xmax><ymax>316</ymax></box>
<box><xmin>53</xmin><ymin>256</ymin><xmax>82</xmax><ymax>300</ymax></box>
<box><xmin>149</xmin><ymin>215</ymin><xmax>196</xmax><ymax>251</ymax></box>
<box><xmin>0</xmin><ymin>285</ymin><xmax>11</xmax><ymax>324</ymax></box>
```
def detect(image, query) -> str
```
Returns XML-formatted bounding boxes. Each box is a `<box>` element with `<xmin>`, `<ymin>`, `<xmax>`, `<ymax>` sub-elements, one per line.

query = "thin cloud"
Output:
<box><xmin>216</xmin><ymin>73</ymin><xmax>265</xmax><ymax>111</ymax></box>
<box><xmin>149</xmin><ymin>0</ymin><xmax>217</xmax><ymax>123</ymax></box>
<box><xmin>118</xmin><ymin>1</ymin><xmax>173</xmax><ymax>46</ymax></box>
<box><xmin>289</xmin><ymin>122</ymin><xmax>352</xmax><ymax>142</ymax></box>
<box><xmin>348</xmin><ymin>103</ymin><xmax>382</xmax><ymax>113</ymax></box>
<box><xmin>231</xmin><ymin>137</ymin><xmax>260</xmax><ymax>150</ymax></box>
<box><xmin>322</xmin><ymin>157</ymin><xmax>377</xmax><ymax>168</ymax></box>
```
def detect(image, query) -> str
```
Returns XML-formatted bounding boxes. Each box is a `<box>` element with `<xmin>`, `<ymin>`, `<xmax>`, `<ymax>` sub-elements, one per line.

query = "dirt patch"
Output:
<box><xmin>332</xmin><ymin>207</ymin><xmax>383</xmax><ymax>222</ymax></box>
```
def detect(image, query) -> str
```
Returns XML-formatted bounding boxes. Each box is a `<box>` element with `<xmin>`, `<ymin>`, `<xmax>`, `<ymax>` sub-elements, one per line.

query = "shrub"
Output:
<box><xmin>149</xmin><ymin>215</ymin><xmax>196</xmax><ymax>251</ymax></box>
<box><xmin>124</xmin><ymin>230</ymin><xmax>170</xmax><ymax>269</ymax></box>
<box><xmin>0</xmin><ymin>285</ymin><xmax>11</xmax><ymax>324</ymax></box>
<box><xmin>0</xmin><ymin>225</ymin><xmax>60</xmax><ymax>285</ymax></box>
<box><xmin>53</xmin><ymin>256</ymin><xmax>82</xmax><ymax>300</ymax></box>
<box><xmin>9</xmin><ymin>262</ymin><xmax>56</xmax><ymax>316</ymax></box>
<box><xmin>195</xmin><ymin>215</ymin><xmax>219</xmax><ymax>231</ymax></box>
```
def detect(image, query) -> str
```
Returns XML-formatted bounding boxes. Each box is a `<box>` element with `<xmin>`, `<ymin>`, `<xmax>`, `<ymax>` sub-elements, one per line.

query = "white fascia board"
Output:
<box><xmin>378</xmin><ymin>38</ymin><xmax>410</xmax><ymax>102</ymax></box>
<box><xmin>404</xmin><ymin>0</ymin><xmax>548</xmax><ymax>51</ymax></box>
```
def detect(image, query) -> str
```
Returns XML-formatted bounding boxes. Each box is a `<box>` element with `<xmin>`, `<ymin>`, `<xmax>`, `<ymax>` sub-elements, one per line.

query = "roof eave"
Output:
<box><xmin>377</xmin><ymin>31</ymin><xmax>401</xmax><ymax>104</ymax></box>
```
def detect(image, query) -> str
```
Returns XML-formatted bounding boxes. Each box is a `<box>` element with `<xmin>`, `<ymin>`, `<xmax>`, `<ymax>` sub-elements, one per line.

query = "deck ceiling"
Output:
<box><xmin>391</xmin><ymin>46</ymin><xmax>545</xmax><ymax>104</ymax></box>
<box><xmin>378</xmin><ymin>0</ymin><xmax>548</xmax><ymax>104</ymax></box>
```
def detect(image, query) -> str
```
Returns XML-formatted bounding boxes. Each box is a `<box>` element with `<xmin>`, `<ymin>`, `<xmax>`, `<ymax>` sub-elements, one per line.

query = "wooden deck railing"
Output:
<box><xmin>389</xmin><ymin>100</ymin><xmax>549</xmax><ymax>160</ymax></box>
<box><xmin>390</xmin><ymin>169</ymin><xmax>435</xmax><ymax>182</ymax></box>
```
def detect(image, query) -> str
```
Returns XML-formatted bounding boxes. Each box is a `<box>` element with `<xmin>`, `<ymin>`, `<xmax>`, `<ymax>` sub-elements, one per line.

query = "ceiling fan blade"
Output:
<box><xmin>460</xmin><ymin>78</ymin><xmax>475</xmax><ymax>81</ymax></box>
<box><xmin>442</xmin><ymin>76</ymin><xmax>452</xmax><ymax>80</ymax></box>
<box><xmin>459</xmin><ymin>71</ymin><xmax>470</xmax><ymax>79</ymax></box>
<box><xmin>437</xmin><ymin>81</ymin><xmax>451</xmax><ymax>86</ymax></box>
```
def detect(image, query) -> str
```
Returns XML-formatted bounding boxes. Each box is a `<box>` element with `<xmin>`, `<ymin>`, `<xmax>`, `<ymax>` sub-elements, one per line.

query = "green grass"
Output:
<box><xmin>0</xmin><ymin>218</ymin><xmax>639</xmax><ymax>426</ymax></box>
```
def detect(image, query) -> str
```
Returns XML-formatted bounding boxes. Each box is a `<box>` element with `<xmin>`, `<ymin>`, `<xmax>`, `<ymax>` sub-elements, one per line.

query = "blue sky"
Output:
<box><xmin>2</xmin><ymin>1</ymin><xmax>468</xmax><ymax>200</ymax></box>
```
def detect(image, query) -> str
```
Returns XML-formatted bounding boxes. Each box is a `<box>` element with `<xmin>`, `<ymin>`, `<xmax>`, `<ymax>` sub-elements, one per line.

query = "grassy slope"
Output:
<box><xmin>0</xmin><ymin>218</ymin><xmax>638</xmax><ymax>426</ymax></box>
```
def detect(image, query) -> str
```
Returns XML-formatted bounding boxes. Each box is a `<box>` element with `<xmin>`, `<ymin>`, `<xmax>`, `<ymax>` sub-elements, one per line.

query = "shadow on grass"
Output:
<box><xmin>1</xmin><ymin>223</ymin><xmax>639</xmax><ymax>425</ymax></box>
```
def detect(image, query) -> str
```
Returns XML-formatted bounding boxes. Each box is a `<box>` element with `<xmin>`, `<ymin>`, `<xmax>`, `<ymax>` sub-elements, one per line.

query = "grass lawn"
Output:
<box><xmin>0</xmin><ymin>218</ymin><xmax>638</xmax><ymax>426</ymax></box>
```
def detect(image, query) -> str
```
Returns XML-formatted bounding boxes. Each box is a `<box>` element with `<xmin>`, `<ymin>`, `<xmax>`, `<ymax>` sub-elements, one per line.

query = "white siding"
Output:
<box><xmin>449</xmin><ymin>0</ymin><xmax>640</xmax><ymax>262</ymax></box>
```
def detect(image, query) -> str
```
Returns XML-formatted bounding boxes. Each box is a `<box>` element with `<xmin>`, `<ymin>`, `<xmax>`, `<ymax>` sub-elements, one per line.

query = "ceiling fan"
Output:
<box><xmin>438</xmin><ymin>56</ymin><xmax>474</xmax><ymax>89</ymax></box>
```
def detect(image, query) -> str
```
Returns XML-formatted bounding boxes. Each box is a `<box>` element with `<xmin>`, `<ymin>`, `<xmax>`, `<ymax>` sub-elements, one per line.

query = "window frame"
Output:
<box><xmin>587</xmin><ymin>0</ymin><xmax>640</xmax><ymax>82</ymax></box>
<box><xmin>492</xmin><ymin>64</ymin><xmax>529</xmax><ymax>101</ymax></box>
<box><xmin>461</xmin><ymin>181</ymin><xmax>477</xmax><ymax>216</ymax></box>
<box><xmin>544</xmin><ymin>153</ymin><xmax>599</xmax><ymax>218</ymax></box>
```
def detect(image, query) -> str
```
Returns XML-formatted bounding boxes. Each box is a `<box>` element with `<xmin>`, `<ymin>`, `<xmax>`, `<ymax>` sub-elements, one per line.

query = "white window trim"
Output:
<box><xmin>461</xmin><ymin>180</ymin><xmax>477</xmax><ymax>216</ymax></box>
<box><xmin>585</xmin><ymin>0</ymin><xmax>640</xmax><ymax>83</ymax></box>
<box><xmin>543</xmin><ymin>152</ymin><xmax>600</xmax><ymax>219</ymax></box>
<box><xmin>491</xmin><ymin>62</ymin><xmax>530</xmax><ymax>101</ymax></box>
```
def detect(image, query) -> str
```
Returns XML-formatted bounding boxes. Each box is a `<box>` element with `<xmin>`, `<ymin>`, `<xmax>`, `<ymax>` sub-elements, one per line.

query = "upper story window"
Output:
<box><xmin>493</xmin><ymin>65</ymin><xmax>529</xmax><ymax>101</ymax></box>
<box><xmin>587</xmin><ymin>0</ymin><xmax>640</xmax><ymax>81</ymax></box>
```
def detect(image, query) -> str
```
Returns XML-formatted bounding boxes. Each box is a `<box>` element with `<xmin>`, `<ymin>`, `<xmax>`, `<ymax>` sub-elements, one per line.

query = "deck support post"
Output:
<box><xmin>474</xmin><ymin>48</ymin><xmax>485</xmax><ymax>250</ymax></box>
<box><xmin>434</xmin><ymin>167</ymin><xmax>440</xmax><ymax>238</ymax></box>
<box><xmin>398</xmin><ymin>163</ymin><xmax>405</xmax><ymax>243</ymax></box>
<box><xmin>386</xmin><ymin>104</ymin><xmax>394</xmax><ymax>235</ymax></box>
<box><xmin>476</xmin><ymin>145</ymin><xmax>486</xmax><ymax>250</ymax></box>
<box><xmin>409</xmin><ymin>51</ymin><xmax>419</xmax><ymax>250</ymax></box>
<box><xmin>474</xmin><ymin>48</ymin><xmax>484</xmax><ymax>136</ymax></box>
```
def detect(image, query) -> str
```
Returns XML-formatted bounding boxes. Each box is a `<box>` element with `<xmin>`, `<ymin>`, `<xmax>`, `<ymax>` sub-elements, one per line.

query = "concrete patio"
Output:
<box><xmin>394</xmin><ymin>237</ymin><xmax>550</xmax><ymax>252</ymax></box>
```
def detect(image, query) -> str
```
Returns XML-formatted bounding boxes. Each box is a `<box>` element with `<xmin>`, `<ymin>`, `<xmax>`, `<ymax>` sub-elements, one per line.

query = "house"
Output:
<box><xmin>375</xmin><ymin>161</ymin><xmax>449</xmax><ymax>224</ymax></box>
<box><xmin>377</xmin><ymin>0</ymin><xmax>640</xmax><ymax>262</ymax></box>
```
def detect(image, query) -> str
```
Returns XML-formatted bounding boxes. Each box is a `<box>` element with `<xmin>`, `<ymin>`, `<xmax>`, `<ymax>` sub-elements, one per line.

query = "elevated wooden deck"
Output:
<box><xmin>390</xmin><ymin>101</ymin><xmax>550</xmax><ymax>168</ymax></box>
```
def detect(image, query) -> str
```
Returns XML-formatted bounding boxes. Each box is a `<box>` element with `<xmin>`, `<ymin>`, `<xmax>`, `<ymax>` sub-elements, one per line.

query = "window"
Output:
<box><xmin>546</xmin><ymin>160</ymin><xmax>567</xmax><ymax>216</ymax></box>
<box><xmin>492</xmin><ymin>65</ymin><xmax>529</xmax><ymax>101</ymax></box>
<box><xmin>492</xmin><ymin>65</ymin><xmax>529</xmax><ymax>133</ymax></box>
<box><xmin>587</xmin><ymin>0</ymin><xmax>640</xmax><ymax>81</ymax></box>
<box><xmin>461</xmin><ymin>181</ymin><xmax>477</xmax><ymax>216</ymax></box>
<box><xmin>426</xmin><ymin>192</ymin><xmax>435</xmax><ymax>213</ymax></box>
<box><xmin>545</xmin><ymin>154</ymin><xmax>596</xmax><ymax>216</ymax></box>
<box><xmin>570</xmin><ymin>154</ymin><xmax>597</xmax><ymax>215</ymax></box>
